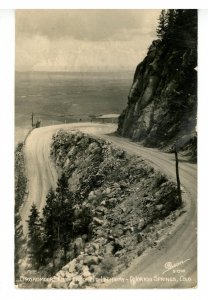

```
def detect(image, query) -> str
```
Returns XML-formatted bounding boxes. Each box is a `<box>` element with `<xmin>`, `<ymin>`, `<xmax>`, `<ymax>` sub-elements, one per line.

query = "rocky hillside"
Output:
<box><xmin>117</xmin><ymin>10</ymin><xmax>197</xmax><ymax>158</ymax></box>
<box><xmin>38</xmin><ymin>129</ymin><xmax>183</xmax><ymax>289</ymax></box>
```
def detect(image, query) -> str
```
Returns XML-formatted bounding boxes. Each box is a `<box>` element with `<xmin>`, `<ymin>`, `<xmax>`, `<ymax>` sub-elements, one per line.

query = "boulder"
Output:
<box><xmin>64</xmin><ymin>158</ymin><xmax>70</xmax><ymax>167</ymax></box>
<box><xmin>69</xmin><ymin>281</ymin><xmax>79</xmax><ymax>289</ymax></box>
<box><xmin>100</xmin><ymin>200</ymin><xmax>106</xmax><ymax>206</ymax></box>
<box><xmin>89</xmin><ymin>264</ymin><xmax>101</xmax><ymax>275</ymax></box>
<box><xmin>137</xmin><ymin>233</ymin><xmax>143</xmax><ymax>243</ymax></box>
<box><xmin>82</xmin><ymin>265</ymin><xmax>92</xmax><ymax>278</ymax></box>
<box><xmin>62</xmin><ymin>264</ymin><xmax>69</xmax><ymax>271</ymax></box>
<box><xmin>114</xmin><ymin>239</ymin><xmax>124</xmax><ymax>250</ymax></box>
<box><xmin>77</xmin><ymin>253</ymin><xmax>85</xmax><ymax>262</ymax></box>
<box><xmin>83</xmin><ymin>255</ymin><xmax>99</xmax><ymax>266</ymax></box>
<box><xmin>106</xmin><ymin>187</ymin><xmax>111</xmax><ymax>194</ymax></box>
<box><xmin>137</xmin><ymin>218</ymin><xmax>145</xmax><ymax>230</ymax></box>
<box><xmin>105</xmin><ymin>242</ymin><xmax>114</xmax><ymax>255</ymax></box>
<box><xmin>93</xmin><ymin>217</ymin><xmax>104</xmax><ymax>226</ymax></box>
<box><xmin>65</xmin><ymin>272</ymin><xmax>76</xmax><ymax>281</ymax></box>
<box><xmin>51</xmin><ymin>281</ymin><xmax>67</xmax><ymax>289</ymax></box>
<box><xmin>96</xmin><ymin>206</ymin><xmax>107</xmax><ymax>214</ymax></box>
<box><xmin>91</xmin><ymin>242</ymin><xmax>100</xmax><ymax>252</ymax></box>
<box><xmin>114</xmin><ymin>148</ymin><xmax>125</xmax><ymax>158</ymax></box>
<box><xmin>156</xmin><ymin>204</ymin><xmax>163</xmax><ymax>211</ymax></box>
<box><xmin>68</xmin><ymin>259</ymin><xmax>77</xmax><ymax>273</ymax></box>
<box><xmin>113</xmin><ymin>183</ymin><xmax>120</xmax><ymax>188</ymax></box>
<box><xmin>57</xmin><ymin>270</ymin><xmax>66</xmax><ymax>278</ymax></box>
<box><xmin>75</xmin><ymin>262</ymin><xmax>83</xmax><ymax>273</ymax></box>
<box><xmin>95</xmin><ymin>228</ymin><xmax>104</xmax><ymax>237</ymax></box>
<box><xmin>65</xmin><ymin>272</ymin><xmax>76</xmax><ymax>283</ymax></box>
<box><xmin>112</xmin><ymin>228</ymin><xmax>123</xmax><ymax>237</ymax></box>
<box><xmin>85</xmin><ymin>275</ymin><xmax>95</xmax><ymax>284</ymax></box>
<box><xmin>51</xmin><ymin>281</ymin><xmax>61</xmax><ymax>289</ymax></box>
<box><xmin>73</xmin><ymin>275</ymin><xmax>85</xmax><ymax>287</ymax></box>
<box><xmin>115</xmin><ymin>249</ymin><xmax>127</xmax><ymax>257</ymax></box>
<box><xmin>85</xmin><ymin>245</ymin><xmax>94</xmax><ymax>255</ymax></box>
<box><xmin>106</xmin><ymin>198</ymin><xmax>117</xmax><ymax>208</ymax></box>
<box><xmin>59</xmin><ymin>282</ymin><xmax>68</xmax><ymax>289</ymax></box>
<box><xmin>119</xmin><ymin>181</ymin><xmax>128</xmax><ymax>188</ymax></box>
<box><xmin>88</xmin><ymin>191</ymin><xmax>96</xmax><ymax>201</ymax></box>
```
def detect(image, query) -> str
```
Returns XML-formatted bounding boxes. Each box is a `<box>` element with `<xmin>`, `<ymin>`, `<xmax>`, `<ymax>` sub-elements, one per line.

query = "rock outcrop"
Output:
<box><xmin>117</xmin><ymin>10</ymin><xmax>197</xmax><ymax>158</ymax></box>
<box><xmin>45</xmin><ymin>129</ymin><xmax>184</xmax><ymax>288</ymax></box>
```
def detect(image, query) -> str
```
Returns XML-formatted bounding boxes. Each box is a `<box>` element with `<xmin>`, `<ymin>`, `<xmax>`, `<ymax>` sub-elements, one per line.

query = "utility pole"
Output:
<box><xmin>31</xmin><ymin>112</ymin><xmax>33</xmax><ymax>127</ymax></box>
<box><xmin>174</xmin><ymin>143</ymin><xmax>182</xmax><ymax>206</ymax></box>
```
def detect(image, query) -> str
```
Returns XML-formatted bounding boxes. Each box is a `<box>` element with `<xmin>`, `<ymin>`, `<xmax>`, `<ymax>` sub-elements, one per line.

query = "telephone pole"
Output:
<box><xmin>174</xmin><ymin>143</ymin><xmax>182</xmax><ymax>206</ymax></box>
<box><xmin>31</xmin><ymin>112</ymin><xmax>34</xmax><ymax>128</ymax></box>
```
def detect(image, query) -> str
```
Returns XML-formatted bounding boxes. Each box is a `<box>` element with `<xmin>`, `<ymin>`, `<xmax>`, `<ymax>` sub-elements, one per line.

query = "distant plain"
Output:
<box><xmin>15</xmin><ymin>71</ymin><xmax>133</xmax><ymax>144</ymax></box>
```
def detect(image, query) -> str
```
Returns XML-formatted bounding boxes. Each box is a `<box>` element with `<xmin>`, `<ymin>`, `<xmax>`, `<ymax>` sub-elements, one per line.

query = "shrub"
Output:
<box><xmin>96</xmin><ymin>256</ymin><xmax>116</xmax><ymax>278</ymax></box>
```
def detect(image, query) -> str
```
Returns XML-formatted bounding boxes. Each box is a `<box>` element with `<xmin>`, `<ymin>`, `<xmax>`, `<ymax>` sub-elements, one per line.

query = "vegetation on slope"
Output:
<box><xmin>25</xmin><ymin>130</ymin><xmax>183</xmax><ymax>288</ymax></box>
<box><xmin>15</xmin><ymin>143</ymin><xmax>27</xmax><ymax>282</ymax></box>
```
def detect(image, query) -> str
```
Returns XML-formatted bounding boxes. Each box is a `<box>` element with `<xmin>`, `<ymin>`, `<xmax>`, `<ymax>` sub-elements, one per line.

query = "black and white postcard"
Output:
<box><xmin>14</xmin><ymin>9</ymin><xmax>197</xmax><ymax>289</ymax></box>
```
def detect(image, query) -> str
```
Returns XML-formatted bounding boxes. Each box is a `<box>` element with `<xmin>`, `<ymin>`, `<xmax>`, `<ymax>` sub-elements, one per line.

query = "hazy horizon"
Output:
<box><xmin>15</xmin><ymin>70</ymin><xmax>133</xmax><ymax>145</ymax></box>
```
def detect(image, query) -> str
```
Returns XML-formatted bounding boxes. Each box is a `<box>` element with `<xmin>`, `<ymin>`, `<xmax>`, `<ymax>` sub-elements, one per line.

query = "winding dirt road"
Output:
<box><xmin>102</xmin><ymin>135</ymin><xmax>197</xmax><ymax>288</ymax></box>
<box><xmin>20</xmin><ymin>122</ymin><xmax>197</xmax><ymax>288</ymax></box>
<box><xmin>20</xmin><ymin>123</ymin><xmax>117</xmax><ymax>234</ymax></box>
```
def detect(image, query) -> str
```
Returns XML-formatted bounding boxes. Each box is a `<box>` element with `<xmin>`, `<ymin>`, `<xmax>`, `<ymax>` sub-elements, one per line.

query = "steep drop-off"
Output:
<box><xmin>44</xmin><ymin>129</ymin><xmax>183</xmax><ymax>289</ymax></box>
<box><xmin>118</xmin><ymin>10</ymin><xmax>197</xmax><ymax>157</ymax></box>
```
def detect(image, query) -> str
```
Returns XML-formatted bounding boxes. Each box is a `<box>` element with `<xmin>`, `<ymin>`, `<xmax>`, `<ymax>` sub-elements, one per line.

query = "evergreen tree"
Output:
<box><xmin>156</xmin><ymin>9</ymin><xmax>197</xmax><ymax>48</ymax></box>
<box><xmin>55</xmin><ymin>173</ymin><xmax>74</xmax><ymax>263</ymax></box>
<box><xmin>27</xmin><ymin>204</ymin><xmax>44</xmax><ymax>269</ymax></box>
<box><xmin>42</xmin><ymin>188</ymin><xmax>58</xmax><ymax>268</ymax></box>
<box><xmin>173</xmin><ymin>9</ymin><xmax>197</xmax><ymax>47</ymax></box>
<box><xmin>15</xmin><ymin>212</ymin><xmax>25</xmax><ymax>281</ymax></box>
<box><xmin>156</xmin><ymin>9</ymin><xmax>167</xmax><ymax>39</ymax></box>
<box><xmin>165</xmin><ymin>10</ymin><xmax>176</xmax><ymax>39</ymax></box>
<box><xmin>73</xmin><ymin>205</ymin><xmax>92</xmax><ymax>236</ymax></box>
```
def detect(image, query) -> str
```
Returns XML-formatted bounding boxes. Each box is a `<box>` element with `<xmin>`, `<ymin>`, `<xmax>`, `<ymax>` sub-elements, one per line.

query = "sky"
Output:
<box><xmin>16</xmin><ymin>9</ymin><xmax>161</xmax><ymax>72</ymax></box>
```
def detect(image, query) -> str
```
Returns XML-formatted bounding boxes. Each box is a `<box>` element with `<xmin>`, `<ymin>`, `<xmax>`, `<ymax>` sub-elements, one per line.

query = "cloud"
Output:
<box><xmin>16</xmin><ymin>9</ymin><xmax>160</xmax><ymax>41</ymax></box>
<box><xmin>16</xmin><ymin>9</ymin><xmax>161</xmax><ymax>71</ymax></box>
<box><xmin>16</xmin><ymin>34</ymin><xmax>153</xmax><ymax>71</ymax></box>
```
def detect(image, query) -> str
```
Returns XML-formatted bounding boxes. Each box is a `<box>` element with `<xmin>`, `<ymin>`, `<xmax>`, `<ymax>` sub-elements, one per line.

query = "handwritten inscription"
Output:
<box><xmin>163</xmin><ymin>259</ymin><xmax>190</xmax><ymax>274</ymax></box>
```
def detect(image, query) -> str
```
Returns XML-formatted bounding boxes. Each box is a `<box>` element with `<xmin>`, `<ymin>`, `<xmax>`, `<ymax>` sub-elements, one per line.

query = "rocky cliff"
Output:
<box><xmin>117</xmin><ymin>10</ymin><xmax>197</xmax><ymax>157</ymax></box>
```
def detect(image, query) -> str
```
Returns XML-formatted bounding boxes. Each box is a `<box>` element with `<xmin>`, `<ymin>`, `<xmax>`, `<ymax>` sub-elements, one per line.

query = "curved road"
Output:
<box><xmin>20</xmin><ymin>122</ymin><xmax>197</xmax><ymax>288</ymax></box>
<box><xmin>20</xmin><ymin>123</ymin><xmax>117</xmax><ymax>234</ymax></box>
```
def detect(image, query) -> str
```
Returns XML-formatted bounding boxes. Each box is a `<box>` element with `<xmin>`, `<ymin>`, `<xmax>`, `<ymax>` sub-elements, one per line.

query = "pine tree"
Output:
<box><xmin>73</xmin><ymin>205</ymin><xmax>92</xmax><ymax>236</ymax></box>
<box><xmin>55</xmin><ymin>173</ymin><xmax>74</xmax><ymax>263</ymax></box>
<box><xmin>15</xmin><ymin>212</ymin><xmax>25</xmax><ymax>281</ymax></box>
<box><xmin>42</xmin><ymin>188</ymin><xmax>58</xmax><ymax>268</ymax></box>
<box><xmin>165</xmin><ymin>10</ymin><xmax>176</xmax><ymax>39</ymax></box>
<box><xmin>173</xmin><ymin>9</ymin><xmax>197</xmax><ymax>48</ymax></box>
<box><xmin>156</xmin><ymin>9</ymin><xmax>197</xmax><ymax>48</ymax></box>
<box><xmin>156</xmin><ymin>9</ymin><xmax>167</xmax><ymax>39</ymax></box>
<box><xmin>27</xmin><ymin>204</ymin><xmax>44</xmax><ymax>269</ymax></box>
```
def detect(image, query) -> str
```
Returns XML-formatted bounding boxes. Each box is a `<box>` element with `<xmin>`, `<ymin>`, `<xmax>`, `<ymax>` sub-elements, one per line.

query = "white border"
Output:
<box><xmin>198</xmin><ymin>8</ymin><xmax>208</xmax><ymax>294</ymax></box>
<box><xmin>0</xmin><ymin>8</ymin><xmax>15</xmax><ymax>295</ymax></box>
<box><xmin>0</xmin><ymin>0</ymin><xmax>208</xmax><ymax>9</ymax></box>
<box><xmin>0</xmin><ymin>4</ymin><xmax>208</xmax><ymax>300</ymax></box>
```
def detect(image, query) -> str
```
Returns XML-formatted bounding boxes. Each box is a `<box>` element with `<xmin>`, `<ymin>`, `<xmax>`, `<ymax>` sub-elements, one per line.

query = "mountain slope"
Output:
<box><xmin>117</xmin><ymin>10</ymin><xmax>197</xmax><ymax>157</ymax></box>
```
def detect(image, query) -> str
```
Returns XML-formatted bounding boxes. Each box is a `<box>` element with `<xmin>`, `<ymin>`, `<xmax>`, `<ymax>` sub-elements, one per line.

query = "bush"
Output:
<box><xmin>153</xmin><ymin>172</ymin><xmax>168</xmax><ymax>188</ymax></box>
<box><xmin>96</xmin><ymin>256</ymin><xmax>116</xmax><ymax>278</ymax></box>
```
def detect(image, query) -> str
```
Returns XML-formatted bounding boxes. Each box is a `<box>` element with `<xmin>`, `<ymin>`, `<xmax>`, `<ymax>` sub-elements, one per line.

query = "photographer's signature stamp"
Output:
<box><xmin>163</xmin><ymin>258</ymin><xmax>190</xmax><ymax>274</ymax></box>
